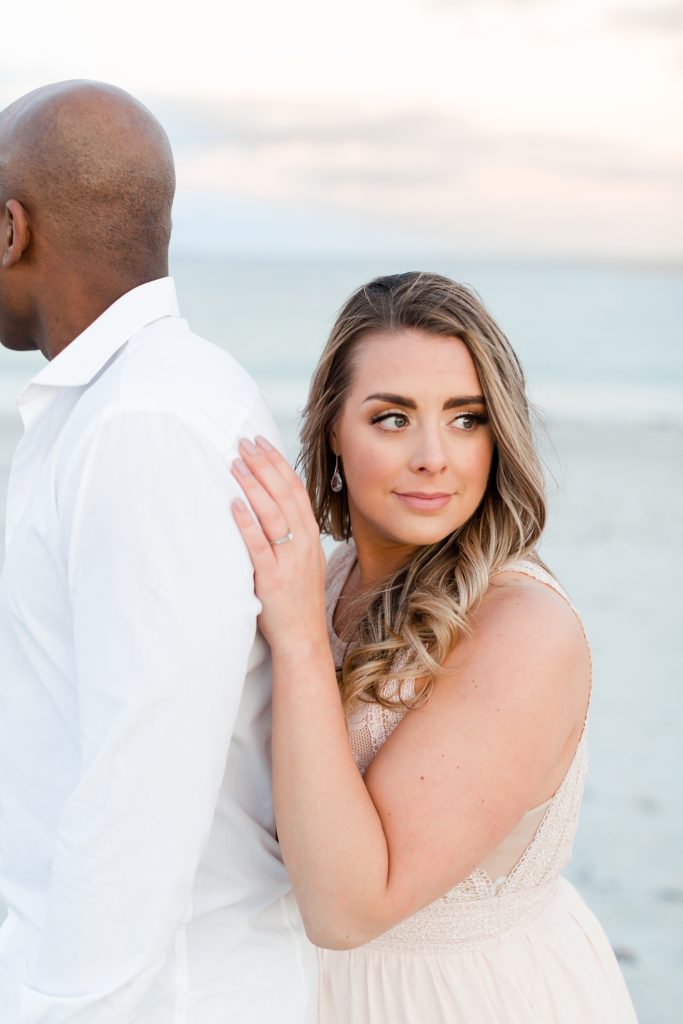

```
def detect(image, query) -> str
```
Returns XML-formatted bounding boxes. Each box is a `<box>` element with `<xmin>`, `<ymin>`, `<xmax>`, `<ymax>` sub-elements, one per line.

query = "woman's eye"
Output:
<box><xmin>452</xmin><ymin>413</ymin><xmax>480</xmax><ymax>430</ymax></box>
<box><xmin>372</xmin><ymin>412</ymin><xmax>410</xmax><ymax>431</ymax></box>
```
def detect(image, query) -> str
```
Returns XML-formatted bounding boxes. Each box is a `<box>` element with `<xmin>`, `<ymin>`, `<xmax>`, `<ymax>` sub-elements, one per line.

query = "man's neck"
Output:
<box><xmin>38</xmin><ymin>270</ymin><xmax>167</xmax><ymax>360</ymax></box>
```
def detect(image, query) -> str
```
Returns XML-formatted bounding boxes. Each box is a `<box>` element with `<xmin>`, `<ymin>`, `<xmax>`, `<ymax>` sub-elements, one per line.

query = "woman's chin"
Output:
<box><xmin>376</xmin><ymin>519</ymin><xmax>459</xmax><ymax>551</ymax></box>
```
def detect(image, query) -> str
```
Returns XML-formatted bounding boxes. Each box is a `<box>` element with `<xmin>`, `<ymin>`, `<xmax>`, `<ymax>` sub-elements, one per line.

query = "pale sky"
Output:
<box><xmin>3</xmin><ymin>0</ymin><xmax>682</xmax><ymax>259</ymax></box>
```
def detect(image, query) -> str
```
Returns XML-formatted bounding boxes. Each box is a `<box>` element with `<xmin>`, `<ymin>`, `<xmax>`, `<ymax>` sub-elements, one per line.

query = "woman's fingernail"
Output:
<box><xmin>233</xmin><ymin>458</ymin><xmax>252</xmax><ymax>476</ymax></box>
<box><xmin>256</xmin><ymin>435</ymin><xmax>274</xmax><ymax>451</ymax></box>
<box><xmin>232</xmin><ymin>498</ymin><xmax>246</xmax><ymax>512</ymax></box>
<box><xmin>240</xmin><ymin>438</ymin><xmax>258</xmax><ymax>455</ymax></box>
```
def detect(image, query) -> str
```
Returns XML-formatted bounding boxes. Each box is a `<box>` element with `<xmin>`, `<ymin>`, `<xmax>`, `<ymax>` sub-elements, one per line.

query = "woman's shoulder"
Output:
<box><xmin>483</xmin><ymin>570</ymin><xmax>580</xmax><ymax>636</ymax></box>
<box><xmin>464</xmin><ymin>558</ymin><xmax>591</xmax><ymax>688</ymax></box>
<box><xmin>427</xmin><ymin>572</ymin><xmax>591</xmax><ymax>758</ymax></box>
<box><xmin>488</xmin><ymin>558</ymin><xmax>588</xmax><ymax>651</ymax></box>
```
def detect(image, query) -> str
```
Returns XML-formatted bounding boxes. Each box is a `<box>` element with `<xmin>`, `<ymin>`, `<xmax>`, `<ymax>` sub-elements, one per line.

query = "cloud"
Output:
<box><xmin>421</xmin><ymin>0</ymin><xmax>540</xmax><ymax>7</ymax></box>
<box><xmin>159</xmin><ymin>100</ymin><xmax>476</xmax><ymax>154</ymax></box>
<box><xmin>611</xmin><ymin>2</ymin><xmax>683</xmax><ymax>33</ymax></box>
<box><xmin>161</xmin><ymin>96</ymin><xmax>681</xmax><ymax>196</ymax></box>
<box><xmin>159</xmin><ymin>96</ymin><xmax>682</xmax><ymax>259</ymax></box>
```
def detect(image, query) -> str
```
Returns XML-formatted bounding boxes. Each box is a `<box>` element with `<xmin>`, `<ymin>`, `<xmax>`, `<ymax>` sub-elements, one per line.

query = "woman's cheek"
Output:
<box><xmin>351</xmin><ymin>438</ymin><xmax>389</xmax><ymax>480</ymax></box>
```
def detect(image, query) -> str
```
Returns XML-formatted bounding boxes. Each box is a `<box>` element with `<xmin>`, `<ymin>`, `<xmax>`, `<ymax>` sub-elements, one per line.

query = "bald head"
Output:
<box><xmin>0</xmin><ymin>80</ymin><xmax>175</xmax><ymax>277</ymax></box>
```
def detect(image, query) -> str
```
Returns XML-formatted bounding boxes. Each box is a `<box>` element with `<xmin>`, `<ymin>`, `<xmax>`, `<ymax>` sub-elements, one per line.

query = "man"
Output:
<box><xmin>0</xmin><ymin>81</ymin><xmax>317</xmax><ymax>1023</ymax></box>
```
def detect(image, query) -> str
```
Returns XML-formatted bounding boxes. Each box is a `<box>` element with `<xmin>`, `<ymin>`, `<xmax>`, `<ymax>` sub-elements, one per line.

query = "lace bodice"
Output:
<box><xmin>325</xmin><ymin>542</ymin><xmax>591</xmax><ymax>952</ymax></box>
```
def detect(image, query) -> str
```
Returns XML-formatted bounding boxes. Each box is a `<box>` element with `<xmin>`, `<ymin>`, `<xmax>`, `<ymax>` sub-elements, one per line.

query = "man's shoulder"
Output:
<box><xmin>72</xmin><ymin>318</ymin><xmax>276</xmax><ymax>451</ymax></box>
<box><xmin>52</xmin><ymin>320</ymin><xmax>280</xmax><ymax>489</ymax></box>
<box><xmin>124</xmin><ymin>317</ymin><xmax>261</xmax><ymax>415</ymax></box>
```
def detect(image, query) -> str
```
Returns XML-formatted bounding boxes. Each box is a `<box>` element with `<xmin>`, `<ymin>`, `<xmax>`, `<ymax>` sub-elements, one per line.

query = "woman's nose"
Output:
<box><xmin>408</xmin><ymin>429</ymin><xmax>448</xmax><ymax>474</ymax></box>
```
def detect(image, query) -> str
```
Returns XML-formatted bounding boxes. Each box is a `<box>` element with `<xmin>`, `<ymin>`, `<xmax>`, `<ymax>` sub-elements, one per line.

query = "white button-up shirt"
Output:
<box><xmin>0</xmin><ymin>279</ymin><xmax>317</xmax><ymax>1023</ymax></box>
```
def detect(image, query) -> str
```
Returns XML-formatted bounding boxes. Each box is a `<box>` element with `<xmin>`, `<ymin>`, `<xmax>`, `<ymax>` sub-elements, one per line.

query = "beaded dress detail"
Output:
<box><xmin>318</xmin><ymin>542</ymin><xmax>638</xmax><ymax>1023</ymax></box>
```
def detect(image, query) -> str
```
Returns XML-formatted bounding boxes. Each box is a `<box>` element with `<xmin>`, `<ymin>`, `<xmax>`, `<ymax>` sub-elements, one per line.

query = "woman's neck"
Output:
<box><xmin>351</xmin><ymin>533</ymin><xmax>416</xmax><ymax>591</ymax></box>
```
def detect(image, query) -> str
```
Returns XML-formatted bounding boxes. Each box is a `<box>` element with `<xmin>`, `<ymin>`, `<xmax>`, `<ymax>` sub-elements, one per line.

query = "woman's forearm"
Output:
<box><xmin>271</xmin><ymin>637</ymin><xmax>390</xmax><ymax>948</ymax></box>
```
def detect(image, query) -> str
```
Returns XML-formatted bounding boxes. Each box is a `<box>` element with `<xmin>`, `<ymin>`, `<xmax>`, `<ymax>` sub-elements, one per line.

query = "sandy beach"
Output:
<box><xmin>534</xmin><ymin>418</ymin><xmax>683</xmax><ymax>1023</ymax></box>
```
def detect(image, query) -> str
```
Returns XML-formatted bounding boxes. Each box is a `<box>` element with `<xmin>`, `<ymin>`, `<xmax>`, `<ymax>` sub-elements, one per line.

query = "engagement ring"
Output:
<box><xmin>271</xmin><ymin>531</ymin><xmax>294</xmax><ymax>546</ymax></box>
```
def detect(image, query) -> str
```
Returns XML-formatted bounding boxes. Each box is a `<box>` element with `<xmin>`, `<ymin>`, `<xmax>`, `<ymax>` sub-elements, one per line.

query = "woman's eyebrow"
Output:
<box><xmin>363</xmin><ymin>392</ymin><xmax>417</xmax><ymax>409</ymax></box>
<box><xmin>363</xmin><ymin>392</ymin><xmax>486</xmax><ymax>410</ymax></box>
<box><xmin>443</xmin><ymin>395</ymin><xmax>486</xmax><ymax>410</ymax></box>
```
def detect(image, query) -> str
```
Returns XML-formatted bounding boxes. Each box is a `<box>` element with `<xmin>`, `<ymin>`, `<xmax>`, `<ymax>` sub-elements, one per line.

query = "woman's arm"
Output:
<box><xmin>232</xmin><ymin>438</ymin><xmax>590</xmax><ymax>949</ymax></box>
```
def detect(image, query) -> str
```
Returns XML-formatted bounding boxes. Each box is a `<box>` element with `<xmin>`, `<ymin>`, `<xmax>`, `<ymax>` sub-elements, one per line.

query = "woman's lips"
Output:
<box><xmin>394</xmin><ymin>492</ymin><xmax>453</xmax><ymax>511</ymax></box>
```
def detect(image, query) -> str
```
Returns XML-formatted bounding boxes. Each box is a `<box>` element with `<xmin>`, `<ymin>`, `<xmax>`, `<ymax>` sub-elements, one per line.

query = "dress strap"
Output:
<box><xmin>325</xmin><ymin>543</ymin><xmax>356</xmax><ymax>607</ymax></box>
<box><xmin>325</xmin><ymin>542</ymin><xmax>357</xmax><ymax>669</ymax></box>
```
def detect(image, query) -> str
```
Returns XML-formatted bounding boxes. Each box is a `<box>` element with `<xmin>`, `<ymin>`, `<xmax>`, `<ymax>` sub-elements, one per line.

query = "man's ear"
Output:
<box><xmin>2</xmin><ymin>199</ymin><xmax>30</xmax><ymax>268</ymax></box>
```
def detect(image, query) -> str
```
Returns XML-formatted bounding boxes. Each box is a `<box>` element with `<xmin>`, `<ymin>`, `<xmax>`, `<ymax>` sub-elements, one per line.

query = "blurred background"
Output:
<box><xmin>1</xmin><ymin>1</ymin><xmax>681</xmax><ymax>1019</ymax></box>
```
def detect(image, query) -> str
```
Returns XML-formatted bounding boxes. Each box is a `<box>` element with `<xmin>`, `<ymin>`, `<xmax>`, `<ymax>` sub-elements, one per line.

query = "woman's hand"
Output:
<box><xmin>231</xmin><ymin>436</ymin><xmax>328</xmax><ymax>650</ymax></box>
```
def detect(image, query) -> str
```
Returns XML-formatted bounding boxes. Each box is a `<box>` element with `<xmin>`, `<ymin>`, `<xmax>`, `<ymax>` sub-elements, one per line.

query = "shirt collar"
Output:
<box><xmin>23</xmin><ymin>277</ymin><xmax>180</xmax><ymax>395</ymax></box>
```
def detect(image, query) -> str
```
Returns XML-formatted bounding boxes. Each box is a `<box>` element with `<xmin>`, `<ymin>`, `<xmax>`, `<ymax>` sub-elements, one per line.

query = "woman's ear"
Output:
<box><xmin>2</xmin><ymin>199</ymin><xmax>30</xmax><ymax>268</ymax></box>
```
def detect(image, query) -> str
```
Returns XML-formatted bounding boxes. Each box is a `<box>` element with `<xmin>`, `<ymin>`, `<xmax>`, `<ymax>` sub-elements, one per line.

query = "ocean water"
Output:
<box><xmin>0</xmin><ymin>256</ymin><xmax>681</xmax><ymax>1022</ymax></box>
<box><xmin>5</xmin><ymin>254</ymin><xmax>683</xmax><ymax>424</ymax></box>
<box><xmin>176</xmin><ymin>255</ymin><xmax>683</xmax><ymax>427</ymax></box>
<box><xmin>1</xmin><ymin>255</ymin><xmax>681</xmax><ymax>434</ymax></box>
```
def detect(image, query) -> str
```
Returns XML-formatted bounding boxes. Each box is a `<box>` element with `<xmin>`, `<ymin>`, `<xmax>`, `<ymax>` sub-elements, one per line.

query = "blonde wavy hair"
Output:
<box><xmin>299</xmin><ymin>272</ymin><xmax>547</xmax><ymax>711</ymax></box>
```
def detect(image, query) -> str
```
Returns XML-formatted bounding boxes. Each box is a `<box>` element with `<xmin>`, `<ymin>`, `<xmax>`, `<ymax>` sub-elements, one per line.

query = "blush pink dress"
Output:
<box><xmin>318</xmin><ymin>542</ymin><xmax>637</xmax><ymax>1023</ymax></box>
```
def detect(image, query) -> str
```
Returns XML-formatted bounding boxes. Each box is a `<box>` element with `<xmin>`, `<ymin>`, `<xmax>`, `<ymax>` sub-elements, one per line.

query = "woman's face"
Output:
<box><xmin>332</xmin><ymin>328</ymin><xmax>495</xmax><ymax>564</ymax></box>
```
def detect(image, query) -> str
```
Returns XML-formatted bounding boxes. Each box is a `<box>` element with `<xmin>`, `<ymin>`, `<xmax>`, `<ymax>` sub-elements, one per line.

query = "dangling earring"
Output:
<box><xmin>330</xmin><ymin>454</ymin><xmax>343</xmax><ymax>492</ymax></box>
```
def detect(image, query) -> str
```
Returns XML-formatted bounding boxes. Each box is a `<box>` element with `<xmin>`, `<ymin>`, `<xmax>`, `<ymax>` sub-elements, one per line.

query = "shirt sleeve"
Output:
<box><xmin>16</xmin><ymin>408</ymin><xmax>263</xmax><ymax>1023</ymax></box>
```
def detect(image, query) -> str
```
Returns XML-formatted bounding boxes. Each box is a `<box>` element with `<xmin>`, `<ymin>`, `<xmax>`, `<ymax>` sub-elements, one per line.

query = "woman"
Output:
<box><xmin>231</xmin><ymin>272</ymin><xmax>637</xmax><ymax>1021</ymax></box>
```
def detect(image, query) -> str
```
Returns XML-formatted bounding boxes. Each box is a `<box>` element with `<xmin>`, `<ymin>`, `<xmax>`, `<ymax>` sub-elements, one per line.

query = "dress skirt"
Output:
<box><xmin>317</xmin><ymin>878</ymin><xmax>637</xmax><ymax>1023</ymax></box>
